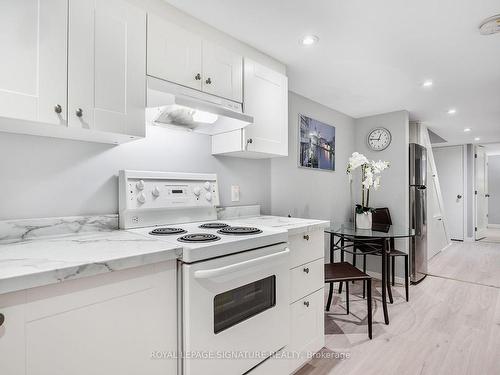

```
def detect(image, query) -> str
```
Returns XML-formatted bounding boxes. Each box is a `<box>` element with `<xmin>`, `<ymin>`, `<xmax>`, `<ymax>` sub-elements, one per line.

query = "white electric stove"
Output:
<box><xmin>119</xmin><ymin>170</ymin><xmax>290</xmax><ymax>375</ymax></box>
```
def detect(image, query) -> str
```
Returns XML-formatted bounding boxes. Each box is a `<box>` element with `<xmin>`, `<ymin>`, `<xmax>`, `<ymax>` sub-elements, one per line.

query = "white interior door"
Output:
<box><xmin>68</xmin><ymin>0</ymin><xmax>146</xmax><ymax>136</ymax></box>
<box><xmin>475</xmin><ymin>146</ymin><xmax>488</xmax><ymax>239</ymax></box>
<box><xmin>433</xmin><ymin>146</ymin><xmax>464</xmax><ymax>241</ymax></box>
<box><xmin>0</xmin><ymin>0</ymin><xmax>67</xmax><ymax>125</ymax></box>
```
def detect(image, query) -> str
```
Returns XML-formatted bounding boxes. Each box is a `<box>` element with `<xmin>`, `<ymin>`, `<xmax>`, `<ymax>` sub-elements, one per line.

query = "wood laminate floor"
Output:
<box><xmin>296</xmin><ymin>241</ymin><xmax>500</xmax><ymax>375</ymax></box>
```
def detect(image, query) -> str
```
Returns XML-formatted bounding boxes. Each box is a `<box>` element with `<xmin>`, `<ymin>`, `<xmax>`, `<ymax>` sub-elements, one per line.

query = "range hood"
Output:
<box><xmin>146</xmin><ymin>76</ymin><xmax>253</xmax><ymax>135</ymax></box>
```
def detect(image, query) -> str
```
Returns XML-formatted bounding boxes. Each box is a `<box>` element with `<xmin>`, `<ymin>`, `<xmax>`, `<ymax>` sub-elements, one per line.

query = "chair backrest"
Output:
<box><xmin>372</xmin><ymin>207</ymin><xmax>392</xmax><ymax>226</ymax></box>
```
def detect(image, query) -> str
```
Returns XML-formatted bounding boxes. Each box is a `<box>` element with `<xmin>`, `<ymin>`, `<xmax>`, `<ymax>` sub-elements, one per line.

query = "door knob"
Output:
<box><xmin>303</xmin><ymin>267</ymin><xmax>310</xmax><ymax>274</ymax></box>
<box><xmin>303</xmin><ymin>234</ymin><xmax>310</xmax><ymax>241</ymax></box>
<box><xmin>457</xmin><ymin>194</ymin><xmax>462</xmax><ymax>199</ymax></box>
<box><xmin>303</xmin><ymin>301</ymin><xmax>310</xmax><ymax>308</ymax></box>
<box><xmin>205</xmin><ymin>77</ymin><xmax>212</xmax><ymax>84</ymax></box>
<box><xmin>194</xmin><ymin>73</ymin><xmax>201</xmax><ymax>80</ymax></box>
<box><xmin>54</xmin><ymin>104</ymin><xmax>62</xmax><ymax>114</ymax></box>
<box><xmin>75</xmin><ymin>108</ymin><xmax>83</xmax><ymax>118</ymax></box>
<box><xmin>0</xmin><ymin>313</ymin><xmax>4</xmax><ymax>327</ymax></box>
<box><xmin>486</xmin><ymin>194</ymin><xmax>490</xmax><ymax>198</ymax></box>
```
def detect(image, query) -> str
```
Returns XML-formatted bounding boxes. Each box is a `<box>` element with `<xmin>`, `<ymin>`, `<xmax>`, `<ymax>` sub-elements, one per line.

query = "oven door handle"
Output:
<box><xmin>194</xmin><ymin>248</ymin><xmax>290</xmax><ymax>279</ymax></box>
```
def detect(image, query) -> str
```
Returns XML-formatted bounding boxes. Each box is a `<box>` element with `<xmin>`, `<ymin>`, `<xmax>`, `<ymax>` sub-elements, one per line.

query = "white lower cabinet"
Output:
<box><xmin>287</xmin><ymin>229</ymin><xmax>325</xmax><ymax>373</ymax></box>
<box><xmin>0</xmin><ymin>261</ymin><xmax>177</xmax><ymax>375</ymax></box>
<box><xmin>289</xmin><ymin>289</ymin><xmax>325</xmax><ymax>373</ymax></box>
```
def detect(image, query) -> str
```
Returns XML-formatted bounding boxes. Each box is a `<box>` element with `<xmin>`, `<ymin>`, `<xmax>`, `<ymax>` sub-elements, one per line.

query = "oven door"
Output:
<box><xmin>182</xmin><ymin>243</ymin><xmax>290</xmax><ymax>375</ymax></box>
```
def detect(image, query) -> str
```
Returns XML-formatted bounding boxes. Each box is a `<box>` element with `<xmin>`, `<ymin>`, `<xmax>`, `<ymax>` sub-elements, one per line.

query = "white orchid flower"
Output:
<box><xmin>371</xmin><ymin>160</ymin><xmax>390</xmax><ymax>174</ymax></box>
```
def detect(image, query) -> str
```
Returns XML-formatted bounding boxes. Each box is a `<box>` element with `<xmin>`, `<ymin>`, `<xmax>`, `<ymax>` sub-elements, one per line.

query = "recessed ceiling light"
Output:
<box><xmin>479</xmin><ymin>14</ymin><xmax>500</xmax><ymax>35</ymax></box>
<box><xmin>422</xmin><ymin>80</ymin><xmax>433</xmax><ymax>87</ymax></box>
<box><xmin>464</xmin><ymin>128</ymin><xmax>471</xmax><ymax>132</ymax></box>
<box><xmin>447</xmin><ymin>108</ymin><xmax>457</xmax><ymax>115</ymax></box>
<box><xmin>300</xmin><ymin>35</ymin><xmax>319</xmax><ymax>46</ymax></box>
<box><xmin>475</xmin><ymin>137</ymin><xmax>481</xmax><ymax>141</ymax></box>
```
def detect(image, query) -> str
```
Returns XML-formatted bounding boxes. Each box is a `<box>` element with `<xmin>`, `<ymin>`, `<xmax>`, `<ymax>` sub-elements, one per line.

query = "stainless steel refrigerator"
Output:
<box><xmin>409</xmin><ymin>143</ymin><xmax>428</xmax><ymax>283</ymax></box>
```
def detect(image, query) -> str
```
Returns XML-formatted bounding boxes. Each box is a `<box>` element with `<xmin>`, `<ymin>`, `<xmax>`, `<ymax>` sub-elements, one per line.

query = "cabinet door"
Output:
<box><xmin>202</xmin><ymin>41</ymin><xmax>243</xmax><ymax>102</ymax></box>
<box><xmin>68</xmin><ymin>0</ymin><xmax>146</xmax><ymax>137</ymax></box>
<box><xmin>24</xmin><ymin>262</ymin><xmax>177</xmax><ymax>375</ymax></box>
<box><xmin>244</xmin><ymin>59</ymin><xmax>288</xmax><ymax>156</ymax></box>
<box><xmin>0</xmin><ymin>0</ymin><xmax>67</xmax><ymax>125</ymax></box>
<box><xmin>147</xmin><ymin>15</ymin><xmax>202</xmax><ymax>91</ymax></box>
<box><xmin>0</xmin><ymin>291</ymin><xmax>26</xmax><ymax>375</ymax></box>
<box><xmin>288</xmin><ymin>289</ymin><xmax>324</xmax><ymax>373</ymax></box>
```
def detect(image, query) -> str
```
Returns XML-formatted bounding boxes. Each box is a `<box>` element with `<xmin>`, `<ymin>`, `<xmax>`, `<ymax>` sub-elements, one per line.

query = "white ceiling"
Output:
<box><xmin>164</xmin><ymin>0</ymin><xmax>500</xmax><ymax>144</ymax></box>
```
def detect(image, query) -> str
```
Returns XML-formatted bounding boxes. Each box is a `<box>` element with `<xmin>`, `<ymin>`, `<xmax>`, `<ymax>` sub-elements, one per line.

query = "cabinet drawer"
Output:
<box><xmin>289</xmin><ymin>288</ymin><xmax>325</xmax><ymax>373</ymax></box>
<box><xmin>290</xmin><ymin>258</ymin><xmax>324</xmax><ymax>303</ymax></box>
<box><xmin>289</xmin><ymin>230</ymin><xmax>324</xmax><ymax>268</ymax></box>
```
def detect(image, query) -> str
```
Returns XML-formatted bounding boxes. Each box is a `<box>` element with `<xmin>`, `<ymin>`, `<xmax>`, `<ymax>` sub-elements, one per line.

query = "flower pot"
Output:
<box><xmin>356</xmin><ymin>212</ymin><xmax>372</xmax><ymax>230</ymax></box>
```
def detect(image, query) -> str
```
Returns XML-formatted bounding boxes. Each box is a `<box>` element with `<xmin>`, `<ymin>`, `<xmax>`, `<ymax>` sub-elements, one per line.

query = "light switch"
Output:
<box><xmin>231</xmin><ymin>185</ymin><xmax>240</xmax><ymax>202</ymax></box>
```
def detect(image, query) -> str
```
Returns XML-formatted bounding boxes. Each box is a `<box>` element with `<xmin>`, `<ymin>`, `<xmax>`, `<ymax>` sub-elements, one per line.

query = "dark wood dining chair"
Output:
<box><xmin>353</xmin><ymin>207</ymin><xmax>409</xmax><ymax>302</ymax></box>
<box><xmin>325</xmin><ymin>262</ymin><xmax>373</xmax><ymax>339</ymax></box>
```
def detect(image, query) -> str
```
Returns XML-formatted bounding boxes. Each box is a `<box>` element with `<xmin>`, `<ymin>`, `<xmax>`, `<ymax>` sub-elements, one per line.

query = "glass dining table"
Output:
<box><xmin>324</xmin><ymin>222</ymin><xmax>415</xmax><ymax>325</ymax></box>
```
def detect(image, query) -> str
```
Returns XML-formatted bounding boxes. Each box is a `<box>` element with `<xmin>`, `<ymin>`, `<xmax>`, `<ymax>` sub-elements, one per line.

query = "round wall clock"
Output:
<box><xmin>367</xmin><ymin>127</ymin><xmax>392</xmax><ymax>151</ymax></box>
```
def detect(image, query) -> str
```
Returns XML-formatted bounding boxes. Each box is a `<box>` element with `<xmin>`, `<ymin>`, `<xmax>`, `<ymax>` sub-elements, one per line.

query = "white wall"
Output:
<box><xmin>270</xmin><ymin>92</ymin><xmax>355</xmax><ymax>223</ymax></box>
<box><xmin>0</xmin><ymin>127</ymin><xmax>271</xmax><ymax>220</ymax></box>
<box><xmin>0</xmin><ymin>0</ymin><xmax>285</xmax><ymax>221</ymax></box>
<box><xmin>488</xmin><ymin>155</ymin><xmax>500</xmax><ymax>224</ymax></box>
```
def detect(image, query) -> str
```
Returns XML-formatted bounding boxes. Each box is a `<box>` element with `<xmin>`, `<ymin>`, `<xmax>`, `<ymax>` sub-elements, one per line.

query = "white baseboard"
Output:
<box><xmin>487</xmin><ymin>224</ymin><xmax>500</xmax><ymax>229</ymax></box>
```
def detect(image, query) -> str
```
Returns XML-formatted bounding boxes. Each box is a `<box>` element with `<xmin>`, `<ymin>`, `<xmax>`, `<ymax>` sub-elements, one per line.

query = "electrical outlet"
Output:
<box><xmin>231</xmin><ymin>185</ymin><xmax>240</xmax><ymax>202</ymax></box>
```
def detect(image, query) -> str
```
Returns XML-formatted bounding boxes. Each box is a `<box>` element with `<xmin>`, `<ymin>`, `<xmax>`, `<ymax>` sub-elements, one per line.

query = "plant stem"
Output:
<box><xmin>366</xmin><ymin>188</ymin><xmax>370</xmax><ymax>208</ymax></box>
<box><xmin>361</xmin><ymin>166</ymin><xmax>365</xmax><ymax>207</ymax></box>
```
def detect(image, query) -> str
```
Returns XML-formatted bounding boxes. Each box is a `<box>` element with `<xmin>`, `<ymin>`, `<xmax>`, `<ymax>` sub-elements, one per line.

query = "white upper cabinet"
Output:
<box><xmin>244</xmin><ymin>59</ymin><xmax>288</xmax><ymax>156</ymax></box>
<box><xmin>147</xmin><ymin>15</ymin><xmax>202</xmax><ymax>91</ymax></box>
<box><xmin>202</xmin><ymin>42</ymin><xmax>243</xmax><ymax>102</ymax></box>
<box><xmin>211</xmin><ymin>59</ymin><xmax>288</xmax><ymax>158</ymax></box>
<box><xmin>0</xmin><ymin>0</ymin><xmax>67</xmax><ymax>125</ymax></box>
<box><xmin>68</xmin><ymin>0</ymin><xmax>146</xmax><ymax>137</ymax></box>
<box><xmin>146</xmin><ymin>17</ymin><xmax>243</xmax><ymax>103</ymax></box>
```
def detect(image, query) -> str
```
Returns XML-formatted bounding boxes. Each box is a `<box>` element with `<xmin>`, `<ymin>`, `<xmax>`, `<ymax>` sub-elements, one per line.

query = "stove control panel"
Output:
<box><xmin>119</xmin><ymin>171</ymin><xmax>220</xmax><ymax>228</ymax></box>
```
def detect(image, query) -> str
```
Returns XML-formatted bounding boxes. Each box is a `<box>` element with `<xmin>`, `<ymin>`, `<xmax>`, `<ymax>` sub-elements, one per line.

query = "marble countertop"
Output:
<box><xmin>227</xmin><ymin>215</ymin><xmax>330</xmax><ymax>236</ymax></box>
<box><xmin>0</xmin><ymin>225</ymin><xmax>181</xmax><ymax>295</ymax></box>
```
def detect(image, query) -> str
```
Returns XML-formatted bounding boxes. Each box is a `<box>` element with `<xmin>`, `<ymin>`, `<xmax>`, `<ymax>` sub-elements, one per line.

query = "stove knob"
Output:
<box><xmin>205</xmin><ymin>192</ymin><xmax>212</xmax><ymax>201</ymax></box>
<box><xmin>193</xmin><ymin>186</ymin><xmax>201</xmax><ymax>196</ymax></box>
<box><xmin>204</xmin><ymin>181</ymin><xmax>211</xmax><ymax>191</ymax></box>
<box><xmin>152</xmin><ymin>186</ymin><xmax>160</xmax><ymax>198</ymax></box>
<box><xmin>137</xmin><ymin>192</ymin><xmax>146</xmax><ymax>204</ymax></box>
<box><xmin>136</xmin><ymin>180</ymin><xmax>145</xmax><ymax>191</ymax></box>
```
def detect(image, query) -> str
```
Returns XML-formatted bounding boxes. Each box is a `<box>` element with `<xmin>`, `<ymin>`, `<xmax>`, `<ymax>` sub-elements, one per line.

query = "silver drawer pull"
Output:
<box><xmin>303</xmin><ymin>301</ymin><xmax>310</xmax><ymax>308</ymax></box>
<box><xmin>303</xmin><ymin>267</ymin><xmax>310</xmax><ymax>274</ymax></box>
<box><xmin>303</xmin><ymin>234</ymin><xmax>310</xmax><ymax>241</ymax></box>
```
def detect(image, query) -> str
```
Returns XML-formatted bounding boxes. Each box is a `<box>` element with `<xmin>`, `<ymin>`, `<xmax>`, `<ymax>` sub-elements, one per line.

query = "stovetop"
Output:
<box><xmin>127</xmin><ymin>221</ymin><xmax>288</xmax><ymax>263</ymax></box>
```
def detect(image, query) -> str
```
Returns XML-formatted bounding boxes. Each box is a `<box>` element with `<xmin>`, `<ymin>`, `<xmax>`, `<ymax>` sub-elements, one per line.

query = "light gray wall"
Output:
<box><xmin>354</xmin><ymin>111</ymin><xmax>410</xmax><ymax>275</ymax></box>
<box><xmin>0</xmin><ymin>127</ymin><xmax>271</xmax><ymax>220</ymax></box>
<box><xmin>354</xmin><ymin>111</ymin><xmax>410</xmax><ymax>234</ymax></box>
<box><xmin>270</xmin><ymin>92</ymin><xmax>355</xmax><ymax>223</ymax></box>
<box><xmin>488</xmin><ymin>155</ymin><xmax>500</xmax><ymax>224</ymax></box>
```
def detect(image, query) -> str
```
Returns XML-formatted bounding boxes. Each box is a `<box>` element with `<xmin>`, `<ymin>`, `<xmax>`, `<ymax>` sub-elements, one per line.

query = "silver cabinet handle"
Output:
<box><xmin>75</xmin><ymin>108</ymin><xmax>83</xmax><ymax>118</ymax></box>
<box><xmin>0</xmin><ymin>313</ymin><xmax>4</xmax><ymax>327</ymax></box>
<box><xmin>303</xmin><ymin>267</ymin><xmax>310</xmax><ymax>274</ymax></box>
<box><xmin>457</xmin><ymin>194</ymin><xmax>462</xmax><ymax>199</ymax></box>
<box><xmin>195</xmin><ymin>73</ymin><xmax>201</xmax><ymax>80</ymax></box>
<box><xmin>303</xmin><ymin>301</ymin><xmax>310</xmax><ymax>307</ymax></box>
<box><xmin>54</xmin><ymin>104</ymin><xmax>62</xmax><ymax>114</ymax></box>
<box><xmin>303</xmin><ymin>234</ymin><xmax>310</xmax><ymax>241</ymax></box>
<box><xmin>205</xmin><ymin>77</ymin><xmax>212</xmax><ymax>84</ymax></box>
